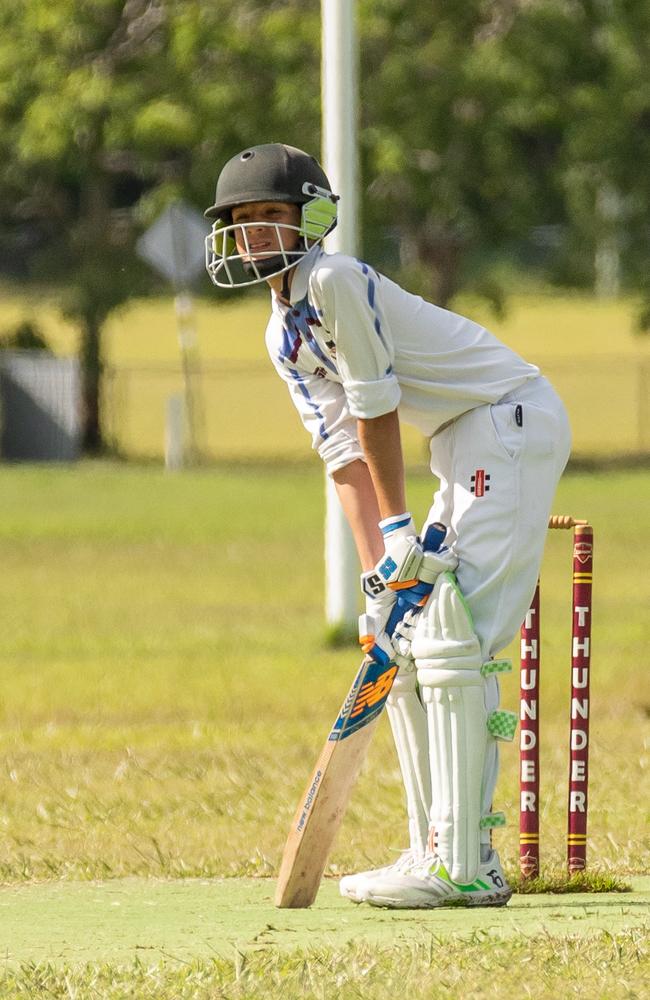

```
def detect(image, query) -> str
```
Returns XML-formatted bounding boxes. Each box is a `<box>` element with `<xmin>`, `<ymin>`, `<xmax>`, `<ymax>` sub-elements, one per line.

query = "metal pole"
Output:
<box><xmin>322</xmin><ymin>0</ymin><xmax>359</xmax><ymax>632</ymax></box>
<box><xmin>639</xmin><ymin>356</ymin><xmax>649</xmax><ymax>453</ymax></box>
<box><xmin>174</xmin><ymin>291</ymin><xmax>200</xmax><ymax>465</ymax></box>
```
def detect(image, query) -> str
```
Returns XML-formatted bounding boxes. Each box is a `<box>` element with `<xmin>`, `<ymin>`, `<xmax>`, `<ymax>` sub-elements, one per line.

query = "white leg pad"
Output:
<box><xmin>412</xmin><ymin>572</ymin><xmax>487</xmax><ymax>884</ymax></box>
<box><xmin>386</xmin><ymin>659</ymin><xmax>431</xmax><ymax>857</ymax></box>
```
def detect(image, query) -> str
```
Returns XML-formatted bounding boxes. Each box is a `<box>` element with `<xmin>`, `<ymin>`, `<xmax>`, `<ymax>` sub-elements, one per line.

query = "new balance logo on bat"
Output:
<box><xmin>349</xmin><ymin>666</ymin><xmax>397</xmax><ymax>719</ymax></box>
<box><xmin>329</xmin><ymin>662</ymin><xmax>398</xmax><ymax>742</ymax></box>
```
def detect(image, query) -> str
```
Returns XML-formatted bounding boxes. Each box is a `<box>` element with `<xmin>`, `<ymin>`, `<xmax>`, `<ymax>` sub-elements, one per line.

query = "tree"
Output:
<box><xmin>357</xmin><ymin>0</ymin><xmax>650</xmax><ymax>323</ymax></box>
<box><xmin>357</xmin><ymin>0</ymin><xmax>564</xmax><ymax>308</ymax></box>
<box><xmin>0</xmin><ymin>1</ymin><xmax>159</xmax><ymax>451</ymax></box>
<box><xmin>0</xmin><ymin>0</ymin><xmax>322</xmax><ymax>452</ymax></box>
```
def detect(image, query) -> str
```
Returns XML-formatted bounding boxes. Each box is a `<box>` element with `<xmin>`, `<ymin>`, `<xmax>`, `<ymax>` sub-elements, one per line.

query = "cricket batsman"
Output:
<box><xmin>204</xmin><ymin>143</ymin><xmax>571</xmax><ymax>909</ymax></box>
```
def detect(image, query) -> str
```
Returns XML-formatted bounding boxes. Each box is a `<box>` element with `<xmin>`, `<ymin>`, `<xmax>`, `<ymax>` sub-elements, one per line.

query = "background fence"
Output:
<box><xmin>0</xmin><ymin>351</ymin><xmax>81</xmax><ymax>461</ymax></box>
<box><xmin>104</xmin><ymin>355</ymin><xmax>650</xmax><ymax>467</ymax></box>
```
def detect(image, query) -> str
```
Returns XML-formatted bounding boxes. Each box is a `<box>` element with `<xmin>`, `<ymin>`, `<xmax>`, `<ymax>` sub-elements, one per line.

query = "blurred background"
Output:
<box><xmin>0</xmin><ymin>1</ymin><xmax>648</xmax><ymax>923</ymax></box>
<box><xmin>0</xmin><ymin>0</ymin><xmax>649</xmax><ymax>468</ymax></box>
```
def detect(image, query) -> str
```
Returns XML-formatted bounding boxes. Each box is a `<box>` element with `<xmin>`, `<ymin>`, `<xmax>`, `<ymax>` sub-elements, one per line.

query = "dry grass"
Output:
<box><xmin>0</xmin><ymin>464</ymin><xmax>647</xmax><ymax>887</ymax></box>
<box><xmin>0</xmin><ymin>930</ymin><xmax>647</xmax><ymax>999</ymax></box>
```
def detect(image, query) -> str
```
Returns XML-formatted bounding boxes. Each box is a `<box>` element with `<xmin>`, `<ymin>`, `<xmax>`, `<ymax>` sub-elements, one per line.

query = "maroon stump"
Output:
<box><xmin>567</xmin><ymin>524</ymin><xmax>593</xmax><ymax>874</ymax></box>
<box><xmin>520</xmin><ymin>580</ymin><xmax>541</xmax><ymax>879</ymax></box>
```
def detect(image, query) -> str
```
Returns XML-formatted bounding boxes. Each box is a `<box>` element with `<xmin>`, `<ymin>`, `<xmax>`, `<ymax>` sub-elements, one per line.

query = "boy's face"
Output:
<box><xmin>231</xmin><ymin>201</ymin><xmax>301</xmax><ymax>261</ymax></box>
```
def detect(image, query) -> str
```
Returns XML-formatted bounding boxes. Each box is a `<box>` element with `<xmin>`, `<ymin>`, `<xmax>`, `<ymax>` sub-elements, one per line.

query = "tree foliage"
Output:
<box><xmin>359</xmin><ymin>0</ymin><xmax>650</xmax><ymax>313</ymax></box>
<box><xmin>0</xmin><ymin>0</ymin><xmax>321</xmax><ymax>451</ymax></box>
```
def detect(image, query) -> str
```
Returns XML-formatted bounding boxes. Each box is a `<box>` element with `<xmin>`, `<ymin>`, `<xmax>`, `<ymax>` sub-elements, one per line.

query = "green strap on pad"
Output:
<box><xmin>480</xmin><ymin>811</ymin><xmax>506</xmax><ymax>830</ymax></box>
<box><xmin>480</xmin><ymin>658</ymin><xmax>512</xmax><ymax>677</ymax></box>
<box><xmin>487</xmin><ymin>709</ymin><xmax>518</xmax><ymax>742</ymax></box>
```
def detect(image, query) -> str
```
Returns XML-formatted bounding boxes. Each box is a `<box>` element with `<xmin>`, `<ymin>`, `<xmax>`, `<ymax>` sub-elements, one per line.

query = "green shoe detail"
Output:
<box><xmin>430</xmin><ymin>861</ymin><xmax>492</xmax><ymax>893</ymax></box>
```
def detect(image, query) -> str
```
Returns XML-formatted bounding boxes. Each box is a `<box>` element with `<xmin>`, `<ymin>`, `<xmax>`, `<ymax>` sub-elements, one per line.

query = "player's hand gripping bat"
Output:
<box><xmin>274</xmin><ymin>522</ymin><xmax>447</xmax><ymax>908</ymax></box>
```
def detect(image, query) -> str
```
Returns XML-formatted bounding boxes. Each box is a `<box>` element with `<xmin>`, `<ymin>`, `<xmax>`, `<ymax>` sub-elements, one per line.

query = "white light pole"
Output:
<box><xmin>321</xmin><ymin>0</ymin><xmax>359</xmax><ymax>634</ymax></box>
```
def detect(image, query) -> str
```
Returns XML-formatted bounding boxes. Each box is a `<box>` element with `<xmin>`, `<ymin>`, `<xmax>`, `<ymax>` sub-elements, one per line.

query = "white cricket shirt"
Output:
<box><xmin>265</xmin><ymin>247</ymin><xmax>539</xmax><ymax>474</ymax></box>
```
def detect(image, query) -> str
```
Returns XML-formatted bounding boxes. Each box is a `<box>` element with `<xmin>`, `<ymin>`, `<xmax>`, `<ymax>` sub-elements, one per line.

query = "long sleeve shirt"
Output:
<box><xmin>264</xmin><ymin>246</ymin><xmax>539</xmax><ymax>475</ymax></box>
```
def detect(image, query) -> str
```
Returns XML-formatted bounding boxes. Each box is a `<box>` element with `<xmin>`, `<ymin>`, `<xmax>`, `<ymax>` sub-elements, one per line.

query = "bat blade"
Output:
<box><xmin>274</xmin><ymin>656</ymin><xmax>398</xmax><ymax>908</ymax></box>
<box><xmin>274</xmin><ymin>523</ymin><xmax>447</xmax><ymax>909</ymax></box>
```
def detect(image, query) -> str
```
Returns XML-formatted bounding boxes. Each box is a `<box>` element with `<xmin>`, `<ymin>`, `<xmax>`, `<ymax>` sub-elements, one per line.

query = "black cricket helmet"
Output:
<box><xmin>204</xmin><ymin>143</ymin><xmax>339</xmax><ymax>288</ymax></box>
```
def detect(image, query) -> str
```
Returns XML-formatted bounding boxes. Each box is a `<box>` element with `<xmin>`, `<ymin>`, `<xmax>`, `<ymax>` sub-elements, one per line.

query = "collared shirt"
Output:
<box><xmin>265</xmin><ymin>247</ymin><xmax>539</xmax><ymax>475</ymax></box>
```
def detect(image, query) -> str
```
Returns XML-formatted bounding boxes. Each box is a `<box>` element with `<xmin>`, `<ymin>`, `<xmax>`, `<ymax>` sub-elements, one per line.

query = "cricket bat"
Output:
<box><xmin>274</xmin><ymin>522</ymin><xmax>446</xmax><ymax>908</ymax></box>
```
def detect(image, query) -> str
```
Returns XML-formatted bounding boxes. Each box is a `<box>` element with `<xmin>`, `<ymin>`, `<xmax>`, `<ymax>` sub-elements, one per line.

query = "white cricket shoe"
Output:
<box><xmin>339</xmin><ymin>850</ymin><xmax>419</xmax><ymax>903</ymax></box>
<box><xmin>361</xmin><ymin>850</ymin><xmax>512</xmax><ymax>909</ymax></box>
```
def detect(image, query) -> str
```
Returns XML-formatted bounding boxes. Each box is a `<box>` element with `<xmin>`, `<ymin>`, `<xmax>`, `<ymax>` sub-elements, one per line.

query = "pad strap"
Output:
<box><xmin>480</xmin><ymin>659</ymin><xmax>512</xmax><ymax>677</ymax></box>
<box><xmin>480</xmin><ymin>811</ymin><xmax>507</xmax><ymax>830</ymax></box>
<box><xmin>487</xmin><ymin>709</ymin><xmax>518</xmax><ymax>742</ymax></box>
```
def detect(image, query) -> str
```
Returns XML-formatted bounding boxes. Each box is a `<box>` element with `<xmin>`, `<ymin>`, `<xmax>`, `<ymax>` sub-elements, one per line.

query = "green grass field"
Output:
<box><xmin>2</xmin><ymin>286</ymin><xmax>650</xmax><ymax>460</ymax></box>
<box><xmin>0</xmin><ymin>462</ymin><xmax>648</xmax><ymax>997</ymax></box>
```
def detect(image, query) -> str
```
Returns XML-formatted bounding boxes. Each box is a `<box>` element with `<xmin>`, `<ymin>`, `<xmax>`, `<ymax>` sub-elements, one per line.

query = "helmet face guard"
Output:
<box><xmin>205</xmin><ymin>183</ymin><xmax>338</xmax><ymax>289</ymax></box>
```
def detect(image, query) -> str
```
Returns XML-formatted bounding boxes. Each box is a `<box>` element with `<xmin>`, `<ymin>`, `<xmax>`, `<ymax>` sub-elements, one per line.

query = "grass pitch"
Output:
<box><xmin>0</xmin><ymin>462</ymin><xmax>648</xmax><ymax>996</ymax></box>
<box><xmin>0</xmin><ymin>875</ymin><xmax>647</xmax><ymax>958</ymax></box>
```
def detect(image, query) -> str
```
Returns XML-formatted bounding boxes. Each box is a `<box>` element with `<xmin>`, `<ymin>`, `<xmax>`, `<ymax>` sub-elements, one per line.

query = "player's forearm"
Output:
<box><xmin>331</xmin><ymin>459</ymin><xmax>384</xmax><ymax>571</ymax></box>
<box><xmin>357</xmin><ymin>410</ymin><xmax>407</xmax><ymax>522</ymax></box>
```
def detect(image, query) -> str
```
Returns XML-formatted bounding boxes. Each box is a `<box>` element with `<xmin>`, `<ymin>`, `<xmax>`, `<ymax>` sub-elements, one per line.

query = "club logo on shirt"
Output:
<box><xmin>313</xmin><ymin>366</ymin><xmax>327</xmax><ymax>379</ymax></box>
<box><xmin>470</xmin><ymin>469</ymin><xmax>491</xmax><ymax>496</ymax></box>
<box><xmin>324</xmin><ymin>339</ymin><xmax>337</xmax><ymax>358</ymax></box>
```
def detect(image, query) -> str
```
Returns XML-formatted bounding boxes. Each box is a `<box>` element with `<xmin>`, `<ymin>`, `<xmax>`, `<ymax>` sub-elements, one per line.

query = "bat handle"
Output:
<box><xmin>422</xmin><ymin>521</ymin><xmax>447</xmax><ymax>554</ymax></box>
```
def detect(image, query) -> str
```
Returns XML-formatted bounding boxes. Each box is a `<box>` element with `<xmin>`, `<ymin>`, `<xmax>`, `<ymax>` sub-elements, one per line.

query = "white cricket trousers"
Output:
<box><xmin>423</xmin><ymin>375</ymin><xmax>571</xmax><ymax>830</ymax></box>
